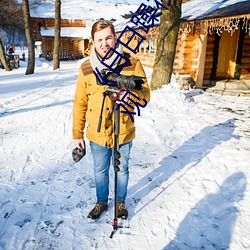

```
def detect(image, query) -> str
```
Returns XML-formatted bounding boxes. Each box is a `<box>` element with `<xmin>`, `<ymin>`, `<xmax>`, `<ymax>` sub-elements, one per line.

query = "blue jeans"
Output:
<box><xmin>90</xmin><ymin>141</ymin><xmax>132</xmax><ymax>205</ymax></box>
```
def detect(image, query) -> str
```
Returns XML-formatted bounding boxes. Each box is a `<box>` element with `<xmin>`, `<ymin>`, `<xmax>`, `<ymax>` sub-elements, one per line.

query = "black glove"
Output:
<box><xmin>72</xmin><ymin>146</ymin><xmax>86</xmax><ymax>162</ymax></box>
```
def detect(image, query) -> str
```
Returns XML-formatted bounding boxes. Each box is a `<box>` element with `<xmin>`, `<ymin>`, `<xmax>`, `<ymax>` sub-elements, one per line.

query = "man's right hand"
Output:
<box><xmin>74</xmin><ymin>139</ymin><xmax>85</xmax><ymax>149</ymax></box>
<box><xmin>72</xmin><ymin>139</ymin><xmax>86</xmax><ymax>162</ymax></box>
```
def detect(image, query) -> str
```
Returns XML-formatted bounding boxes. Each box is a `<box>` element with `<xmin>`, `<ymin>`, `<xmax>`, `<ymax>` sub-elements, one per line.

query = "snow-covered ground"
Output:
<box><xmin>0</xmin><ymin>49</ymin><xmax>250</xmax><ymax>250</ymax></box>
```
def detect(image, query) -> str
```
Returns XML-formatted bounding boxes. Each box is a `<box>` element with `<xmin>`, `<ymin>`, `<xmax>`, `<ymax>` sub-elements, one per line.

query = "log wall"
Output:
<box><xmin>32</xmin><ymin>18</ymin><xmax>86</xmax><ymax>29</ymax></box>
<box><xmin>203</xmin><ymin>34</ymin><xmax>216</xmax><ymax>81</ymax></box>
<box><xmin>173</xmin><ymin>34</ymin><xmax>185</xmax><ymax>74</ymax></box>
<box><xmin>173</xmin><ymin>33</ymin><xmax>199</xmax><ymax>81</ymax></box>
<box><xmin>41</xmin><ymin>37</ymin><xmax>87</xmax><ymax>58</ymax></box>
<box><xmin>240</xmin><ymin>35</ymin><xmax>250</xmax><ymax>79</ymax></box>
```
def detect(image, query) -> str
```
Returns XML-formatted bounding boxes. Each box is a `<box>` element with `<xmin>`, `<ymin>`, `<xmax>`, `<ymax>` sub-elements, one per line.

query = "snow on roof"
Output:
<box><xmin>114</xmin><ymin>0</ymin><xmax>250</xmax><ymax>32</ymax></box>
<box><xmin>30</xmin><ymin>0</ymin><xmax>140</xmax><ymax>20</ymax></box>
<box><xmin>31</xmin><ymin>0</ymin><xmax>250</xmax><ymax>38</ymax></box>
<box><xmin>30</xmin><ymin>0</ymin><xmax>250</xmax><ymax>21</ymax></box>
<box><xmin>40</xmin><ymin>27</ymin><xmax>91</xmax><ymax>39</ymax></box>
<box><xmin>182</xmin><ymin>0</ymin><xmax>250</xmax><ymax>21</ymax></box>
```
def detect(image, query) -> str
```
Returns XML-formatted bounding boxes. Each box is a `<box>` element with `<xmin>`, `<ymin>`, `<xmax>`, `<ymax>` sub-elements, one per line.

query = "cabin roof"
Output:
<box><xmin>182</xmin><ymin>0</ymin><xmax>250</xmax><ymax>21</ymax></box>
<box><xmin>114</xmin><ymin>0</ymin><xmax>250</xmax><ymax>32</ymax></box>
<box><xmin>40</xmin><ymin>27</ymin><xmax>91</xmax><ymax>39</ymax></box>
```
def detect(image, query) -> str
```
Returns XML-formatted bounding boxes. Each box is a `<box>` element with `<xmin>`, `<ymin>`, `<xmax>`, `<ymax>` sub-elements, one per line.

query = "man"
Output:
<box><xmin>72</xmin><ymin>20</ymin><xmax>150</xmax><ymax>220</ymax></box>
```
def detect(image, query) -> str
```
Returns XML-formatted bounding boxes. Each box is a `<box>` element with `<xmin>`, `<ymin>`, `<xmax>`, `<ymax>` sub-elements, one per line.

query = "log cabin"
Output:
<box><xmin>115</xmin><ymin>0</ymin><xmax>250</xmax><ymax>94</ymax></box>
<box><xmin>30</xmin><ymin>1</ymin><xmax>250</xmax><ymax>95</ymax></box>
<box><xmin>30</xmin><ymin>1</ymin><xmax>140</xmax><ymax>60</ymax></box>
<box><xmin>31</xmin><ymin>18</ymin><xmax>91</xmax><ymax>60</ymax></box>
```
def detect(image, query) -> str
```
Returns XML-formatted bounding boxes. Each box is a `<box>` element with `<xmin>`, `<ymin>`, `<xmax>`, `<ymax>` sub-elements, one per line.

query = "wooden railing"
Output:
<box><xmin>46</xmin><ymin>51</ymin><xmax>84</xmax><ymax>61</ymax></box>
<box><xmin>0</xmin><ymin>54</ymin><xmax>20</xmax><ymax>69</ymax></box>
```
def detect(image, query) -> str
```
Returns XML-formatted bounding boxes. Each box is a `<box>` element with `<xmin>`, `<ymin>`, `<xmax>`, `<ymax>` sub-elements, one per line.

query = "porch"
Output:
<box><xmin>205</xmin><ymin>79</ymin><xmax>250</xmax><ymax>97</ymax></box>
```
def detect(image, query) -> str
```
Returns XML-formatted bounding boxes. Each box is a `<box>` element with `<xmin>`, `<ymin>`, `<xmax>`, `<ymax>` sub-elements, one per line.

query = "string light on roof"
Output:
<box><xmin>179</xmin><ymin>15</ymin><xmax>250</xmax><ymax>37</ymax></box>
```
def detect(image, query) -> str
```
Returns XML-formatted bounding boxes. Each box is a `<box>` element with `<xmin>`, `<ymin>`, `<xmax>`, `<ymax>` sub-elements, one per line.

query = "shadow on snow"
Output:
<box><xmin>127</xmin><ymin>118</ymin><xmax>244</xmax><ymax>248</ymax></box>
<box><xmin>128</xmin><ymin>118</ymin><xmax>239</xmax><ymax>213</ymax></box>
<box><xmin>164</xmin><ymin>172</ymin><xmax>247</xmax><ymax>249</ymax></box>
<box><xmin>0</xmin><ymin>100</ymin><xmax>73</xmax><ymax>117</ymax></box>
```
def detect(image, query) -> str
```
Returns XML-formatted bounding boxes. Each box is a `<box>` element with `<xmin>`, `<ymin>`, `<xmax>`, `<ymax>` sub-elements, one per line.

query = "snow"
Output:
<box><xmin>30</xmin><ymin>0</ymin><xmax>140</xmax><ymax>20</ymax></box>
<box><xmin>0</xmin><ymin>47</ymin><xmax>250</xmax><ymax>249</ymax></box>
<box><xmin>114</xmin><ymin>0</ymin><xmax>250</xmax><ymax>33</ymax></box>
<box><xmin>29</xmin><ymin>0</ymin><xmax>250</xmax><ymax>23</ymax></box>
<box><xmin>40</xmin><ymin>27</ymin><xmax>92</xmax><ymax>39</ymax></box>
<box><xmin>182</xmin><ymin>0</ymin><xmax>249</xmax><ymax>21</ymax></box>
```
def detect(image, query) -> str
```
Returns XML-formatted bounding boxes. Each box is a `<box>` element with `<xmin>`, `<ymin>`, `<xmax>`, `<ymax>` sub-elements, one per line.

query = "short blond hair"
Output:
<box><xmin>91</xmin><ymin>20</ymin><xmax>116</xmax><ymax>40</ymax></box>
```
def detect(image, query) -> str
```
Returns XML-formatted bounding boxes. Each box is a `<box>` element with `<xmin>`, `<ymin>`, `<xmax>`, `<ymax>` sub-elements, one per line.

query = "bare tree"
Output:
<box><xmin>0</xmin><ymin>0</ymin><xmax>24</xmax><ymax>35</ymax></box>
<box><xmin>150</xmin><ymin>0</ymin><xmax>182</xmax><ymax>90</ymax></box>
<box><xmin>22</xmin><ymin>0</ymin><xmax>35</xmax><ymax>75</ymax></box>
<box><xmin>0</xmin><ymin>37</ymin><xmax>11</xmax><ymax>71</ymax></box>
<box><xmin>53</xmin><ymin>0</ymin><xmax>61</xmax><ymax>70</ymax></box>
<box><xmin>0</xmin><ymin>0</ymin><xmax>23</xmax><ymax>71</ymax></box>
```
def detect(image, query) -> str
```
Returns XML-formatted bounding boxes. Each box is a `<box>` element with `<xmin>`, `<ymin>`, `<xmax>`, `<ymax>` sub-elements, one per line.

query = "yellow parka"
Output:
<box><xmin>72</xmin><ymin>52</ymin><xmax>150</xmax><ymax>148</ymax></box>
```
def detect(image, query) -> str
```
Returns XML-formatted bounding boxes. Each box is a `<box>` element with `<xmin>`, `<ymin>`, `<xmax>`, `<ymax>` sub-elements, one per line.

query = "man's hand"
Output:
<box><xmin>72</xmin><ymin>139</ymin><xmax>86</xmax><ymax>162</ymax></box>
<box><xmin>74</xmin><ymin>139</ymin><xmax>85</xmax><ymax>149</ymax></box>
<box><xmin>117</xmin><ymin>90</ymin><xmax>130</xmax><ymax>103</ymax></box>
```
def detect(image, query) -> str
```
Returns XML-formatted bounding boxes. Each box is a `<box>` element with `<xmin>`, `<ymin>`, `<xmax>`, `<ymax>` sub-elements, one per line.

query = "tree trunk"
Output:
<box><xmin>0</xmin><ymin>37</ymin><xmax>11</xmax><ymax>71</ymax></box>
<box><xmin>22</xmin><ymin>0</ymin><xmax>35</xmax><ymax>75</ymax></box>
<box><xmin>53</xmin><ymin>0</ymin><xmax>61</xmax><ymax>70</ymax></box>
<box><xmin>150</xmin><ymin>0</ymin><xmax>182</xmax><ymax>90</ymax></box>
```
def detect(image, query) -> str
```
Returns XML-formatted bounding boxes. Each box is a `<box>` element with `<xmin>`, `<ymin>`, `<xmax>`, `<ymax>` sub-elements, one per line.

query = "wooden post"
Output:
<box><xmin>195</xmin><ymin>32</ymin><xmax>208</xmax><ymax>88</ymax></box>
<box><xmin>155</xmin><ymin>38</ymin><xmax>158</xmax><ymax>52</ymax></box>
<box><xmin>139</xmin><ymin>40</ymin><xmax>142</xmax><ymax>54</ymax></box>
<box><xmin>149</xmin><ymin>38</ymin><xmax>152</xmax><ymax>53</ymax></box>
<box><xmin>143</xmin><ymin>40</ymin><xmax>147</xmax><ymax>54</ymax></box>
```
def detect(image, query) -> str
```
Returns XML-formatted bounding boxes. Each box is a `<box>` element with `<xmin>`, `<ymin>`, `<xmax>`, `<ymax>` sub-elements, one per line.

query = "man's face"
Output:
<box><xmin>93</xmin><ymin>27</ymin><xmax>116</xmax><ymax>59</ymax></box>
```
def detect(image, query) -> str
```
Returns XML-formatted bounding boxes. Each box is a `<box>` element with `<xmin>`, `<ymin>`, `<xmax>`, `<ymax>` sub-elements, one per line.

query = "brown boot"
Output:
<box><xmin>117</xmin><ymin>202</ymin><xmax>128</xmax><ymax>219</ymax></box>
<box><xmin>87</xmin><ymin>202</ymin><xmax>108</xmax><ymax>220</ymax></box>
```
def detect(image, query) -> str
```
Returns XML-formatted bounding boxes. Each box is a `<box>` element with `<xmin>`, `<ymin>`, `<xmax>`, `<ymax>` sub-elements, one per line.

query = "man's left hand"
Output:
<box><xmin>117</xmin><ymin>90</ymin><xmax>129</xmax><ymax>103</ymax></box>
